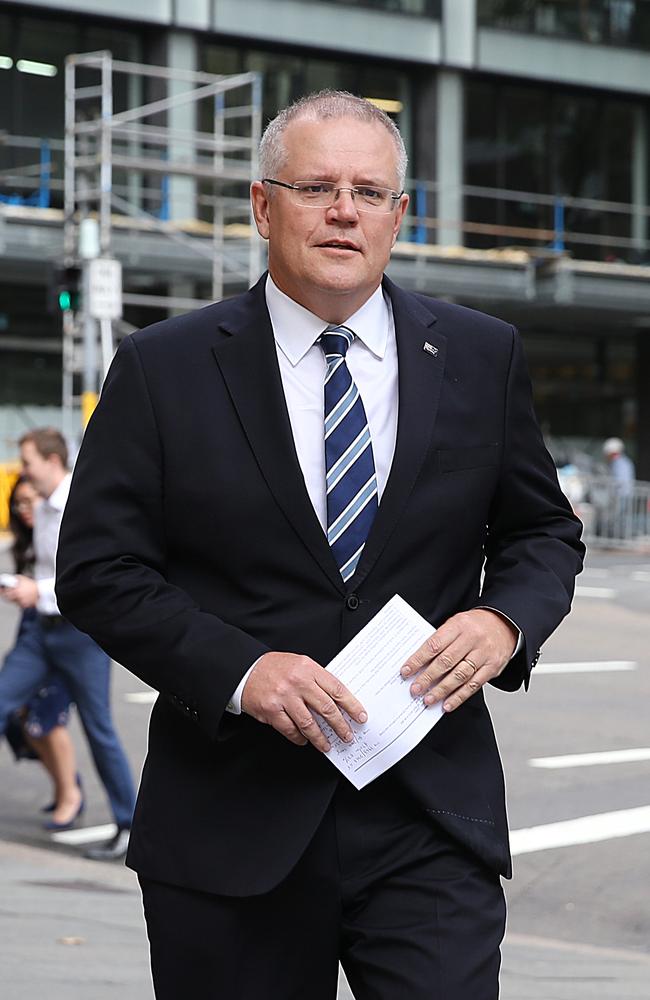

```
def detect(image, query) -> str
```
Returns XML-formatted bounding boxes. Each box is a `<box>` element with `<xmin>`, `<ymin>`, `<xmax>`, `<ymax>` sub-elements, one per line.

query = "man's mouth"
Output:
<box><xmin>318</xmin><ymin>241</ymin><xmax>361</xmax><ymax>252</ymax></box>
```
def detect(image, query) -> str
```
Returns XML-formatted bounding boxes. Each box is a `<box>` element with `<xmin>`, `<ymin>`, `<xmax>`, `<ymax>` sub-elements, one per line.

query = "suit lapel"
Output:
<box><xmin>351</xmin><ymin>278</ymin><xmax>446</xmax><ymax>589</ymax></box>
<box><xmin>211</xmin><ymin>280</ymin><xmax>345</xmax><ymax>594</ymax></box>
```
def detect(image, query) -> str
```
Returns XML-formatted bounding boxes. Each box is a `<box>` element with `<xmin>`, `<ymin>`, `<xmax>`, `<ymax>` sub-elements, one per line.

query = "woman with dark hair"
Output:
<box><xmin>1</xmin><ymin>476</ymin><xmax>83</xmax><ymax>830</ymax></box>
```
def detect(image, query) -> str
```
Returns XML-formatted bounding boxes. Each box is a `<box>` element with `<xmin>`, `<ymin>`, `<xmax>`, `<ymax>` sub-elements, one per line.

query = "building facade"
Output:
<box><xmin>1</xmin><ymin>0</ymin><xmax>649</xmax><ymax>474</ymax></box>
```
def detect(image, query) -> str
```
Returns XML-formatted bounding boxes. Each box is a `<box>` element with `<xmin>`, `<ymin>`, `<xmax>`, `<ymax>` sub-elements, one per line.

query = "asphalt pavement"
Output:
<box><xmin>1</xmin><ymin>543</ymin><xmax>649</xmax><ymax>999</ymax></box>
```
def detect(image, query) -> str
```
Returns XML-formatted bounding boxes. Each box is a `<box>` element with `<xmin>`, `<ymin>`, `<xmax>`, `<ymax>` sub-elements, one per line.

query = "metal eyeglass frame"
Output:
<box><xmin>262</xmin><ymin>178</ymin><xmax>404</xmax><ymax>213</ymax></box>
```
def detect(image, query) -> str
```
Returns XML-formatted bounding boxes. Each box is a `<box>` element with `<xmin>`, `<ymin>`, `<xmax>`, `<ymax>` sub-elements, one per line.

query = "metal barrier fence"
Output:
<box><xmin>3</xmin><ymin>131</ymin><xmax>650</xmax><ymax>266</ymax></box>
<box><xmin>577</xmin><ymin>475</ymin><xmax>650</xmax><ymax>549</ymax></box>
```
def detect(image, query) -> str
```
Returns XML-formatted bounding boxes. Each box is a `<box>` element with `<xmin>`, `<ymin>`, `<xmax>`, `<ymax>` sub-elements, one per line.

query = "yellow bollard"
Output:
<box><xmin>82</xmin><ymin>391</ymin><xmax>99</xmax><ymax>428</ymax></box>
<box><xmin>0</xmin><ymin>462</ymin><xmax>20</xmax><ymax>531</ymax></box>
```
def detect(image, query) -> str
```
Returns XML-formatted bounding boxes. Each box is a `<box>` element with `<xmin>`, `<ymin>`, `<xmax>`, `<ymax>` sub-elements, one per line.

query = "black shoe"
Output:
<box><xmin>84</xmin><ymin>827</ymin><xmax>130</xmax><ymax>861</ymax></box>
<box><xmin>43</xmin><ymin>794</ymin><xmax>85</xmax><ymax>832</ymax></box>
<box><xmin>42</xmin><ymin>772</ymin><xmax>83</xmax><ymax>814</ymax></box>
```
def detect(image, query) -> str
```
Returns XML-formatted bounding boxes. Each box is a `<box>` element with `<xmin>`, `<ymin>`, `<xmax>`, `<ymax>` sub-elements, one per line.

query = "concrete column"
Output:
<box><xmin>636</xmin><ymin>330</ymin><xmax>650</xmax><ymax>480</ymax></box>
<box><xmin>126</xmin><ymin>70</ymin><xmax>144</xmax><ymax>211</ymax></box>
<box><xmin>442</xmin><ymin>0</ymin><xmax>476</xmax><ymax>68</ymax></box>
<box><xmin>435</xmin><ymin>69</ymin><xmax>464</xmax><ymax>247</ymax></box>
<box><xmin>167</xmin><ymin>31</ymin><xmax>198</xmax><ymax>224</ymax></box>
<box><xmin>631</xmin><ymin>106</ymin><xmax>648</xmax><ymax>260</ymax></box>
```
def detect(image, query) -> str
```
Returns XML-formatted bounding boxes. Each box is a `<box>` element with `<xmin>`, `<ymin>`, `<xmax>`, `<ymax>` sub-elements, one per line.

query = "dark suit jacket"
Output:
<box><xmin>56</xmin><ymin>274</ymin><xmax>584</xmax><ymax>896</ymax></box>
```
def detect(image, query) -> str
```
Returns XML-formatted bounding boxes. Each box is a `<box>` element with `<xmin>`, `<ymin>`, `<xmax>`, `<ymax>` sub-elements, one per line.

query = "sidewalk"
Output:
<box><xmin>2</xmin><ymin>838</ymin><xmax>649</xmax><ymax>1000</ymax></box>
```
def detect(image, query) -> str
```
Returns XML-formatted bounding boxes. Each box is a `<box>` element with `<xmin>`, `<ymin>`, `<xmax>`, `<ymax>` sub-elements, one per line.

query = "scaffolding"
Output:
<box><xmin>62</xmin><ymin>51</ymin><xmax>263</xmax><ymax>428</ymax></box>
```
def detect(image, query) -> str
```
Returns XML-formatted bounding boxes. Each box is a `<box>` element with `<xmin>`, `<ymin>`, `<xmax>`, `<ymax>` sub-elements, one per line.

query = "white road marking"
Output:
<box><xmin>507</xmin><ymin>932</ymin><xmax>650</xmax><ymax>965</ymax></box>
<box><xmin>530</xmin><ymin>748</ymin><xmax>650</xmax><ymax>769</ymax></box>
<box><xmin>632</xmin><ymin>571</ymin><xmax>650</xmax><ymax>582</ymax></box>
<box><xmin>535</xmin><ymin>660</ymin><xmax>636</xmax><ymax>674</ymax></box>
<box><xmin>124</xmin><ymin>691</ymin><xmax>157</xmax><ymax>704</ymax></box>
<box><xmin>574</xmin><ymin>585</ymin><xmax>617</xmax><ymax>599</ymax></box>
<box><xmin>510</xmin><ymin>806</ymin><xmax>650</xmax><ymax>856</ymax></box>
<box><xmin>50</xmin><ymin>824</ymin><xmax>116</xmax><ymax>846</ymax></box>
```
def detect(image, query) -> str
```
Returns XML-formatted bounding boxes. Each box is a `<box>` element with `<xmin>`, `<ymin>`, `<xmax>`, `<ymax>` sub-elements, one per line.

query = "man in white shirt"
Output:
<box><xmin>0</xmin><ymin>428</ymin><xmax>135</xmax><ymax>859</ymax></box>
<box><xmin>603</xmin><ymin>436</ymin><xmax>635</xmax><ymax>497</ymax></box>
<box><xmin>56</xmin><ymin>93</ymin><xmax>584</xmax><ymax>998</ymax></box>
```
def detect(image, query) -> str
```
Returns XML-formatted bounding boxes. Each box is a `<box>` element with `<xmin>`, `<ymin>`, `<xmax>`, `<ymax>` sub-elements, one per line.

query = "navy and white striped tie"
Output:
<box><xmin>320</xmin><ymin>324</ymin><xmax>378</xmax><ymax>582</ymax></box>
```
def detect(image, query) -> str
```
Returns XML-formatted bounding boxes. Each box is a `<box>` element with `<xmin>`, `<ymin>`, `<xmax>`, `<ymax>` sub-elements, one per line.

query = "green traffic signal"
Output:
<box><xmin>50</xmin><ymin>265</ymin><xmax>81</xmax><ymax>314</ymax></box>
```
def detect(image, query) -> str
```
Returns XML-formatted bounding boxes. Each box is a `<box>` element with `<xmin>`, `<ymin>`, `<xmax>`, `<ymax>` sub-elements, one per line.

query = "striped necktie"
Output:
<box><xmin>320</xmin><ymin>324</ymin><xmax>378</xmax><ymax>582</ymax></box>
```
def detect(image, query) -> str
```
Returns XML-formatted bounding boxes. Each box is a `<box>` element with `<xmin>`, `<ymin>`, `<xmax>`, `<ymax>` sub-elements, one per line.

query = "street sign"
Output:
<box><xmin>87</xmin><ymin>257</ymin><xmax>122</xmax><ymax>320</ymax></box>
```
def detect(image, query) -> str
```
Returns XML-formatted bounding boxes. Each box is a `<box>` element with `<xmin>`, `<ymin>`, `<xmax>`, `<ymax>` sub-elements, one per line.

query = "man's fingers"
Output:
<box><xmin>241</xmin><ymin>652</ymin><xmax>366</xmax><ymax>752</ymax></box>
<box><xmin>400</xmin><ymin>626</ymin><xmax>459</xmax><ymax>678</ymax></box>
<box><xmin>409</xmin><ymin>643</ymin><xmax>481</xmax><ymax>696</ymax></box>
<box><xmin>319</xmin><ymin>674</ymin><xmax>368</xmax><ymax>725</ymax></box>
<box><xmin>274</xmin><ymin>709</ymin><xmax>309</xmax><ymax>746</ymax></box>
<box><xmin>285</xmin><ymin>700</ymin><xmax>334</xmax><ymax>752</ymax></box>
<box><xmin>290</xmin><ymin>677</ymin><xmax>366</xmax><ymax>751</ymax></box>
<box><xmin>433</xmin><ymin>666</ymin><xmax>489</xmax><ymax>713</ymax></box>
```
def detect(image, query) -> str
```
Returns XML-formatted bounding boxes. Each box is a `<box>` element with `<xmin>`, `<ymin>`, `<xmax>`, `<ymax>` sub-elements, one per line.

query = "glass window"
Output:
<box><xmin>0</xmin><ymin>12</ymin><xmax>145</xmax><ymax>140</ymax></box>
<box><xmin>201</xmin><ymin>41</ymin><xmax>411</xmax><ymax>155</ymax></box>
<box><xmin>523</xmin><ymin>331</ymin><xmax>636</xmax><ymax>441</ymax></box>
<box><xmin>80</xmin><ymin>25</ymin><xmax>143</xmax><ymax>118</ymax></box>
<box><xmin>12</xmin><ymin>17</ymin><xmax>77</xmax><ymax>141</ymax></box>
<box><xmin>0</xmin><ymin>282</ymin><xmax>61</xmax><ymax>406</ymax></box>
<box><xmin>0</xmin><ymin>10</ymin><xmax>146</xmax><ymax>211</ymax></box>
<box><xmin>0</xmin><ymin>12</ymin><xmax>14</xmax><ymax>135</ymax></box>
<box><xmin>244</xmin><ymin>50</ymin><xmax>306</xmax><ymax>129</ymax></box>
<box><xmin>464</xmin><ymin>79</ymin><xmax>499</xmax><ymax>249</ymax></box>
<box><xmin>477</xmin><ymin>1</ymin><xmax>650</xmax><ymax>52</ymax></box>
<box><xmin>464</xmin><ymin>79</ymin><xmax>640</xmax><ymax>261</ymax></box>
<box><xmin>202</xmin><ymin>45</ymin><xmax>243</xmax><ymax>77</ymax></box>
<box><xmin>303</xmin><ymin>0</ymin><xmax>441</xmax><ymax>16</ymax></box>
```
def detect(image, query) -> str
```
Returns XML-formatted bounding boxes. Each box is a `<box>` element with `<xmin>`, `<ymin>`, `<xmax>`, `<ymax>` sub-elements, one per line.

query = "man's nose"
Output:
<box><xmin>326</xmin><ymin>188</ymin><xmax>359</xmax><ymax>222</ymax></box>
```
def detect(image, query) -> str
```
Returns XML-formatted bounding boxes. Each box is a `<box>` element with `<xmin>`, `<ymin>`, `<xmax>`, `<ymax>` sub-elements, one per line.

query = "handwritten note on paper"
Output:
<box><xmin>319</xmin><ymin>595</ymin><xmax>443</xmax><ymax>790</ymax></box>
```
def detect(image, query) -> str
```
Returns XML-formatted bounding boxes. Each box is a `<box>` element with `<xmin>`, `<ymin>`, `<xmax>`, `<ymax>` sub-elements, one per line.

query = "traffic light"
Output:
<box><xmin>48</xmin><ymin>264</ymin><xmax>82</xmax><ymax>314</ymax></box>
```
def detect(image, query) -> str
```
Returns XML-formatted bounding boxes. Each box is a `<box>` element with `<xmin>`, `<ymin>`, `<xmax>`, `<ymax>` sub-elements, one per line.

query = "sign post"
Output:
<box><xmin>87</xmin><ymin>257</ymin><xmax>123</xmax><ymax>321</ymax></box>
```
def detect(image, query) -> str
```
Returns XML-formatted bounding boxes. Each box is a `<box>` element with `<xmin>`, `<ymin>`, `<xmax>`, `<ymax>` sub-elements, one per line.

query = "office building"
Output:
<box><xmin>1</xmin><ymin>0</ymin><xmax>649</xmax><ymax>474</ymax></box>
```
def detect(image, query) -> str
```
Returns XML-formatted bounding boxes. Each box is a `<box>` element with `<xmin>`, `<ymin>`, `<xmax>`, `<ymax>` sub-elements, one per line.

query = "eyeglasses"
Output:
<box><xmin>262</xmin><ymin>179</ymin><xmax>403</xmax><ymax>214</ymax></box>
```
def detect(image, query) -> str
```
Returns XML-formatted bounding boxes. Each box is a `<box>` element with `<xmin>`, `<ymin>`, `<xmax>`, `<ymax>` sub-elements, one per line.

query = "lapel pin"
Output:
<box><xmin>423</xmin><ymin>342</ymin><xmax>439</xmax><ymax>357</ymax></box>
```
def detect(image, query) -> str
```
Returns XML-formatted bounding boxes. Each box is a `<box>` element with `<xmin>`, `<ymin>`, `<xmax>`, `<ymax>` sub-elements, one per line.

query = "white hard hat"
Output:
<box><xmin>603</xmin><ymin>437</ymin><xmax>624</xmax><ymax>456</ymax></box>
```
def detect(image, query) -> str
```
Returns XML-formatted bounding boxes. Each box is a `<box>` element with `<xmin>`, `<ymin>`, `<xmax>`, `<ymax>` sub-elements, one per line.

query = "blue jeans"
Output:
<box><xmin>0</xmin><ymin>611</ymin><xmax>136</xmax><ymax>828</ymax></box>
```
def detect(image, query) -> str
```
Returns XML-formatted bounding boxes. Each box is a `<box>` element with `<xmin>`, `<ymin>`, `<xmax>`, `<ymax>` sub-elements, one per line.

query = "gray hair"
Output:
<box><xmin>259</xmin><ymin>90</ymin><xmax>408</xmax><ymax>190</ymax></box>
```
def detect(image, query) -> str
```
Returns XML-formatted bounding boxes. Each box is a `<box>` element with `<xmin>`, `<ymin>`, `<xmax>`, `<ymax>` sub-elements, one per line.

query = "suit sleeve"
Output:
<box><xmin>479</xmin><ymin>326</ymin><xmax>585</xmax><ymax>691</ymax></box>
<box><xmin>55</xmin><ymin>335</ymin><xmax>270</xmax><ymax>739</ymax></box>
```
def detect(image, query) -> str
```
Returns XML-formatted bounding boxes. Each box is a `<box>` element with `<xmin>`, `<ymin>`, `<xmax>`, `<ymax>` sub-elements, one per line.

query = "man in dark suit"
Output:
<box><xmin>56</xmin><ymin>91</ymin><xmax>584</xmax><ymax>999</ymax></box>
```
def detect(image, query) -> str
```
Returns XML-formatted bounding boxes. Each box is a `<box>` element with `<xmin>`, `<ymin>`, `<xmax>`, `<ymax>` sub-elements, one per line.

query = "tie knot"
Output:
<box><xmin>320</xmin><ymin>324</ymin><xmax>355</xmax><ymax>359</ymax></box>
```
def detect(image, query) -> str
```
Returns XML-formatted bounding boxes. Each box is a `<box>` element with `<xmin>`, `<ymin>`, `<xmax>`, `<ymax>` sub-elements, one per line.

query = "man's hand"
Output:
<box><xmin>2</xmin><ymin>575</ymin><xmax>39</xmax><ymax>609</ymax></box>
<box><xmin>241</xmin><ymin>651</ymin><xmax>367</xmax><ymax>752</ymax></box>
<box><xmin>400</xmin><ymin>609</ymin><xmax>517</xmax><ymax>712</ymax></box>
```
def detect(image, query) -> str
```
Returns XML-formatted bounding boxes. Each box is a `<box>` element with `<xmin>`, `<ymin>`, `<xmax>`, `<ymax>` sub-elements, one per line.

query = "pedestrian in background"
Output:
<box><xmin>1</xmin><ymin>474</ymin><xmax>81</xmax><ymax>829</ymax></box>
<box><xmin>603</xmin><ymin>437</ymin><xmax>635</xmax><ymax>496</ymax></box>
<box><xmin>602</xmin><ymin>436</ymin><xmax>636</xmax><ymax>539</ymax></box>
<box><xmin>0</xmin><ymin>429</ymin><xmax>136</xmax><ymax>859</ymax></box>
<box><xmin>56</xmin><ymin>92</ymin><xmax>583</xmax><ymax>998</ymax></box>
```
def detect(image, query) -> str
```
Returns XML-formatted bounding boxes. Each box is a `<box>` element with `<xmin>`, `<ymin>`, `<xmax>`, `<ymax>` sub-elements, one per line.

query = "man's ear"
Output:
<box><xmin>391</xmin><ymin>192</ymin><xmax>409</xmax><ymax>248</ymax></box>
<box><xmin>250</xmin><ymin>181</ymin><xmax>271</xmax><ymax>240</ymax></box>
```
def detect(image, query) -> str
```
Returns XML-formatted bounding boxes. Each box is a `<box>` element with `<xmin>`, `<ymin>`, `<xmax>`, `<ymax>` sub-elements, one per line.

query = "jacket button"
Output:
<box><xmin>346</xmin><ymin>594</ymin><xmax>360</xmax><ymax>610</ymax></box>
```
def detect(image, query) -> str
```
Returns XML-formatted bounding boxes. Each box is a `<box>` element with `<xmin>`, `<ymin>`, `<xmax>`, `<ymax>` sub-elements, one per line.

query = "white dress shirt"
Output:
<box><xmin>34</xmin><ymin>473</ymin><xmax>71</xmax><ymax>615</ymax></box>
<box><xmin>266</xmin><ymin>275</ymin><xmax>399</xmax><ymax>528</ymax></box>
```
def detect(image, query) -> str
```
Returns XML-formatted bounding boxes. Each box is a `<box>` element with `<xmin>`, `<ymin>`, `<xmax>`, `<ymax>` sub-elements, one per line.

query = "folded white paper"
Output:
<box><xmin>319</xmin><ymin>594</ymin><xmax>442</xmax><ymax>789</ymax></box>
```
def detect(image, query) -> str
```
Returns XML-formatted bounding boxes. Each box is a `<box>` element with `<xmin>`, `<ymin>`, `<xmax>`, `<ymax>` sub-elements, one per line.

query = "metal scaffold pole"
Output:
<box><xmin>62</xmin><ymin>52</ymin><xmax>263</xmax><ymax>431</ymax></box>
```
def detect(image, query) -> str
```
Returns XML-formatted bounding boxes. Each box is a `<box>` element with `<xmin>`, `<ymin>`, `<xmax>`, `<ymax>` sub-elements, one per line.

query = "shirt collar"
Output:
<box><xmin>265</xmin><ymin>275</ymin><xmax>389</xmax><ymax>367</ymax></box>
<box><xmin>45</xmin><ymin>473</ymin><xmax>72</xmax><ymax>512</ymax></box>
